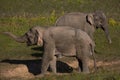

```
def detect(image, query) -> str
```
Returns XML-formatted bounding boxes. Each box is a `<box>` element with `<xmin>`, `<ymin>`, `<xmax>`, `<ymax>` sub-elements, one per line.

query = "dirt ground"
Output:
<box><xmin>0</xmin><ymin>59</ymin><xmax>120</xmax><ymax>79</ymax></box>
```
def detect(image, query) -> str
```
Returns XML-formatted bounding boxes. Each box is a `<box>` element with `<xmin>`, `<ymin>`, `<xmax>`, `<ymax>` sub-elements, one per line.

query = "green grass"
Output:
<box><xmin>0</xmin><ymin>0</ymin><xmax>119</xmax><ymax>20</ymax></box>
<box><xmin>94</xmin><ymin>26</ymin><xmax>120</xmax><ymax>60</ymax></box>
<box><xmin>0</xmin><ymin>0</ymin><xmax>120</xmax><ymax>80</ymax></box>
<box><xmin>38</xmin><ymin>72</ymin><xmax>120</xmax><ymax>80</ymax></box>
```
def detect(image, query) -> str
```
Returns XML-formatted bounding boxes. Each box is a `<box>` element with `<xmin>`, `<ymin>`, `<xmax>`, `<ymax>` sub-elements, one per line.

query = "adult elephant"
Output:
<box><xmin>3</xmin><ymin>26</ymin><xmax>96</xmax><ymax>74</ymax></box>
<box><xmin>55</xmin><ymin>11</ymin><xmax>112</xmax><ymax>44</ymax></box>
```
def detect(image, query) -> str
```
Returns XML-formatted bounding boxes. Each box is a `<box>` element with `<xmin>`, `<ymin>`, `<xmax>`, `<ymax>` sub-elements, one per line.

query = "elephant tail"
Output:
<box><xmin>90</xmin><ymin>43</ymin><xmax>97</xmax><ymax>72</ymax></box>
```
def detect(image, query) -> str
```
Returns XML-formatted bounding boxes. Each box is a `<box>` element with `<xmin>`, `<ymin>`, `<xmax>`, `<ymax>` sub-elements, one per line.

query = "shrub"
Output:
<box><xmin>109</xmin><ymin>18</ymin><xmax>120</xmax><ymax>26</ymax></box>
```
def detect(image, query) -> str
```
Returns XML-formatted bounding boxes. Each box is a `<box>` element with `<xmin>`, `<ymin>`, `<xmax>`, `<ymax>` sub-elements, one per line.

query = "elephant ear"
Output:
<box><xmin>35</xmin><ymin>29</ymin><xmax>43</xmax><ymax>46</ymax></box>
<box><xmin>86</xmin><ymin>14</ymin><xmax>94</xmax><ymax>25</ymax></box>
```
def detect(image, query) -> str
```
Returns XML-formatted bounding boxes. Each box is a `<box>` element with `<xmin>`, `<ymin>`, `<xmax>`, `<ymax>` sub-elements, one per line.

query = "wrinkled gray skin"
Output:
<box><xmin>55</xmin><ymin>11</ymin><xmax>112</xmax><ymax>44</ymax></box>
<box><xmin>3</xmin><ymin>26</ymin><xmax>96</xmax><ymax>74</ymax></box>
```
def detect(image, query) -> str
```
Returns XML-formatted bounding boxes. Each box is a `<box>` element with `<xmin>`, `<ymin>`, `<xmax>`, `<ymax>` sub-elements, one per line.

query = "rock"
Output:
<box><xmin>0</xmin><ymin>64</ymin><xmax>34</xmax><ymax>79</ymax></box>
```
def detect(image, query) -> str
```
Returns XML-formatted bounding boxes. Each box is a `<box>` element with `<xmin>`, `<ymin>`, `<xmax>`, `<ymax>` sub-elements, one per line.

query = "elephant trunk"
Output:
<box><xmin>102</xmin><ymin>22</ymin><xmax>112</xmax><ymax>44</ymax></box>
<box><xmin>3</xmin><ymin>32</ymin><xmax>26</xmax><ymax>43</ymax></box>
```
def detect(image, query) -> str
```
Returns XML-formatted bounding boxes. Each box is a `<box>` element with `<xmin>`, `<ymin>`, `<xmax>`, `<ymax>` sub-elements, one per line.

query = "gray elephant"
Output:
<box><xmin>55</xmin><ymin>11</ymin><xmax>112</xmax><ymax>44</ymax></box>
<box><xmin>3</xmin><ymin>26</ymin><xmax>96</xmax><ymax>74</ymax></box>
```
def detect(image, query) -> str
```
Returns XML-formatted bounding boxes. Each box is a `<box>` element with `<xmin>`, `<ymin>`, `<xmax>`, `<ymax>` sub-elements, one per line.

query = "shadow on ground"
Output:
<box><xmin>31</xmin><ymin>46</ymin><xmax>44</xmax><ymax>51</ymax></box>
<box><xmin>31</xmin><ymin>53</ymin><xmax>43</xmax><ymax>58</ymax></box>
<box><xmin>31</xmin><ymin>46</ymin><xmax>44</xmax><ymax>58</ymax></box>
<box><xmin>1</xmin><ymin>59</ymin><xmax>73</xmax><ymax>75</ymax></box>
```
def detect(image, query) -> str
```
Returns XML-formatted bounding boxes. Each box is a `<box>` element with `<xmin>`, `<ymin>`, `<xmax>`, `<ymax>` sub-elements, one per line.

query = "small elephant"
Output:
<box><xmin>55</xmin><ymin>11</ymin><xmax>112</xmax><ymax>44</ymax></box>
<box><xmin>3</xmin><ymin>26</ymin><xmax>96</xmax><ymax>74</ymax></box>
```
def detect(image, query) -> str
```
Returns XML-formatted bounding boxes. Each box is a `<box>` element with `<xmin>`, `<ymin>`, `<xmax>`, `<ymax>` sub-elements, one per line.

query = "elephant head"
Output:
<box><xmin>87</xmin><ymin>11</ymin><xmax>112</xmax><ymax>44</ymax></box>
<box><xmin>3</xmin><ymin>27</ymin><xmax>44</xmax><ymax>46</ymax></box>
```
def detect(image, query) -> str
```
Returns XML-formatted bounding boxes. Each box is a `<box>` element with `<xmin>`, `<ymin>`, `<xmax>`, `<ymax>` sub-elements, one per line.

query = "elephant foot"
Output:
<box><xmin>78</xmin><ymin>67</ymin><xmax>82</xmax><ymax>73</ymax></box>
<box><xmin>35</xmin><ymin>74</ymin><xmax>45</xmax><ymax>78</ymax></box>
<box><xmin>83</xmin><ymin>70</ymin><xmax>90</xmax><ymax>74</ymax></box>
<box><xmin>83</xmin><ymin>71</ymin><xmax>90</xmax><ymax>74</ymax></box>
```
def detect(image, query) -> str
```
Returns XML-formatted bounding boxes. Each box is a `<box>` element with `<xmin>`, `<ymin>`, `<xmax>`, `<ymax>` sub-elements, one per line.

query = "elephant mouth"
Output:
<box><xmin>96</xmin><ymin>26</ymin><xmax>99</xmax><ymax>29</ymax></box>
<box><xmin>96</xmin><ymin>24</ymin><xmax>103</xmax><ymax>29</ymax></box>
<box><xmin>27</xmin><ymin>41</ymin><xmax>37</xmax><ymax>46</ymax></box>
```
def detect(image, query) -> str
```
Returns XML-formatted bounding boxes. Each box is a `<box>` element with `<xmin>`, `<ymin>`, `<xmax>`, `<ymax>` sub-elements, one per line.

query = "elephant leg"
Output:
<box><xmin>81</xmin><ymin>57</ymin><xmax>89</xmax><ymax>73</ymax></box>
<box><xmin>77</xmin><ymin>57</ymin><xmax>89</xmax><ymax>73</ymax></box>
<box><xmin>41</xmin><ymin>54</ymin><xmax>52</xmax><ymax>74</ymax></box>
<box><xmin>49</xmin><ymin>56</ymin><xmax>57</xmax><ymax>74</ymax></box>
<box><xmin>76</xmin><ymin>58</ymin><xmax>82</xmax><ymax>72</ymax></box>
<box><xmin>76</xmin><ymin>47</ymin><xmax>90</xmax><ymax>73</ymax></box>
<box><xmin>41</xmin><ymin>55</ymin><xmax>51</xmax><ymax>74</ymax></box>
<box><xmin>41</xmin><ymin>54</ymin><xmax>56</xmax><ymax>74</ymax></box>
<box><xmin>41</xmin><ymin>42</ymin><xmax>56</xmax><ymax>74</ymax></box>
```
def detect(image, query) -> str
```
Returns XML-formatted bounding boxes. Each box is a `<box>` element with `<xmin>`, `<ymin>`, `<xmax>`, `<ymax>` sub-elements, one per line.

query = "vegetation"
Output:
<box><xmin>0</xmin><ymin>0</ymin><xmax>120</xmax><ymax>80</ymax></box>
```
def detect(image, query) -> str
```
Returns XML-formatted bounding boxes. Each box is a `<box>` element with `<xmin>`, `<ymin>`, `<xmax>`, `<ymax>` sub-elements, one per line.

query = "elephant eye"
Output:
<box><xmin>94</xmin><ymin>16</ymin><xmax>99</xmax><ymax>20</ymax></box>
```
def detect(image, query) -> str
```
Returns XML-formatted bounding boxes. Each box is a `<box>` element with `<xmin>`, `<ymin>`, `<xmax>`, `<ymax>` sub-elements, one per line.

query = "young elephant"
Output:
<box><xmin>3</xmin><ymin>26</ymin><xmax>96</xmax><ymax>74</ymax></box>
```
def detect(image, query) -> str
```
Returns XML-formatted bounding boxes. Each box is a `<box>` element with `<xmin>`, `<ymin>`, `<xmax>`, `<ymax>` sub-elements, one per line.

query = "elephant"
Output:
<box><xmin>3</xmin><ymin>26</ymin><xmax>96</xmax><ymax>74</ymax></box>
<box><xmin>55</xmin><ymin>11</ymin><xmax>112</xmax><ymax>44</ymax></box>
